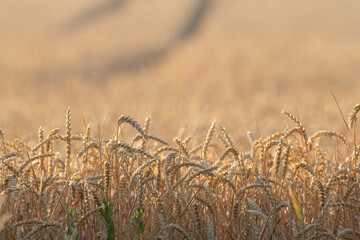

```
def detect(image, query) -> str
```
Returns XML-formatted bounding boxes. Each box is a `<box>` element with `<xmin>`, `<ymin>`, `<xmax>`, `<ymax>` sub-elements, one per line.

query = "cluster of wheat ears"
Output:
<box><xmin>0</xmin><ymin>105</ymin><xmax>360</xmax><ymax>240</ymax></box>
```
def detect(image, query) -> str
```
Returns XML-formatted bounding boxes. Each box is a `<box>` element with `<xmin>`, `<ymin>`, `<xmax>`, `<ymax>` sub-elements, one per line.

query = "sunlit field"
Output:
<box><xmin>1</xmin><ymin>0</ymin><xmax>360</xmax><ymax>239</ymax></box>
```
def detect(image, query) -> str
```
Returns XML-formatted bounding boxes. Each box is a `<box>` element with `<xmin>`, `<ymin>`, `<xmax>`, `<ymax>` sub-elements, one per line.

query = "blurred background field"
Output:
<box><xmin>1</xmin><ymin>0</ymin><xmax>360</xmax><ymax>146</ymax></box>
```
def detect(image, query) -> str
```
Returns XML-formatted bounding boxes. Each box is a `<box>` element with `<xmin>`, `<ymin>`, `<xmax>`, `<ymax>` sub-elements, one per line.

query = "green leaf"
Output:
<box><xmin>101</xmin><ymin>198</ymin><xmax>116</xmax><ymax>240</ymax></box>
<box><xmin>66</xmin><ymin>227</ymin><xmax>72</xmax><ymax>236</ymax></box>
<box><xmin>134</xmin><ymin>204</ymin><xmax>145</xmax><ymax>234</ymax></box>
<box><xmin>136</xmin><ymin>221</ymin><xmax>145</xmax><ymax>234</ymax></box>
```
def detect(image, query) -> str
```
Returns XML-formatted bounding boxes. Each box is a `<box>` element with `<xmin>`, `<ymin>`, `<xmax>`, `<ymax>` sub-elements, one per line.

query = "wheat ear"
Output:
<box><xmin>118</xmin><ymin>115</ymin><xmax>148</xmax><ymax>139</ymax></box>
<box><xmin>65</xmin><ymin>108</ymin><xmax>72</xmax><ymax>177</ymax></box>
<box><xmin>202</xmin><ymin>122</ymin><xmax>216</xmax><ymax>160</ymax></box>
<box><xmin>348</xmin><ymin>104</ymin><xmax>360</xmax><ymax>129</ymax></box>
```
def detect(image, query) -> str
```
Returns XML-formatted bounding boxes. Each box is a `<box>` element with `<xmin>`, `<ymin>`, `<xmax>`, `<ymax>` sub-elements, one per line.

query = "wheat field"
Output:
<box><xmin>0</xmin><ymin>107</ymin><xmax>360</xmax><ymax>239</ymax></box>
<box><xmin>1</xmin><ymin>0</ymin><xmax>360</xmax><ymax>239</ymax></box>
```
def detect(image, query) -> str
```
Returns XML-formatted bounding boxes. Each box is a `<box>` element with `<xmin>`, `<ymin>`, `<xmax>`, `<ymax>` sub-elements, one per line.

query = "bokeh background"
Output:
<box><xmin>1</xmin><ymin>0</ymin><xmax>360</xmax><ymax>146</ymax></box>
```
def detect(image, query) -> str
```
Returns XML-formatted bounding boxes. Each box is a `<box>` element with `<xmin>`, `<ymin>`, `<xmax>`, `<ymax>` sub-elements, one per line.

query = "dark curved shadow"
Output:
<box><xmin>175</xmin><ymin>0</ymin><xmax>212</xmax><ymax>42</ymax></box>
<box><xmin>63</xmin><ymin>0</ymin><xmax>212</xmax><ymax>77</ymax></box>
<box><xmin>65</xmin><ymin>0</ymin><xmax>129</xmax><ymax>31</ymax></box>
<box><xmin>102</xmin><ymin>0</ymin><xmax>212</xmax><ymax>76</ymax></box>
